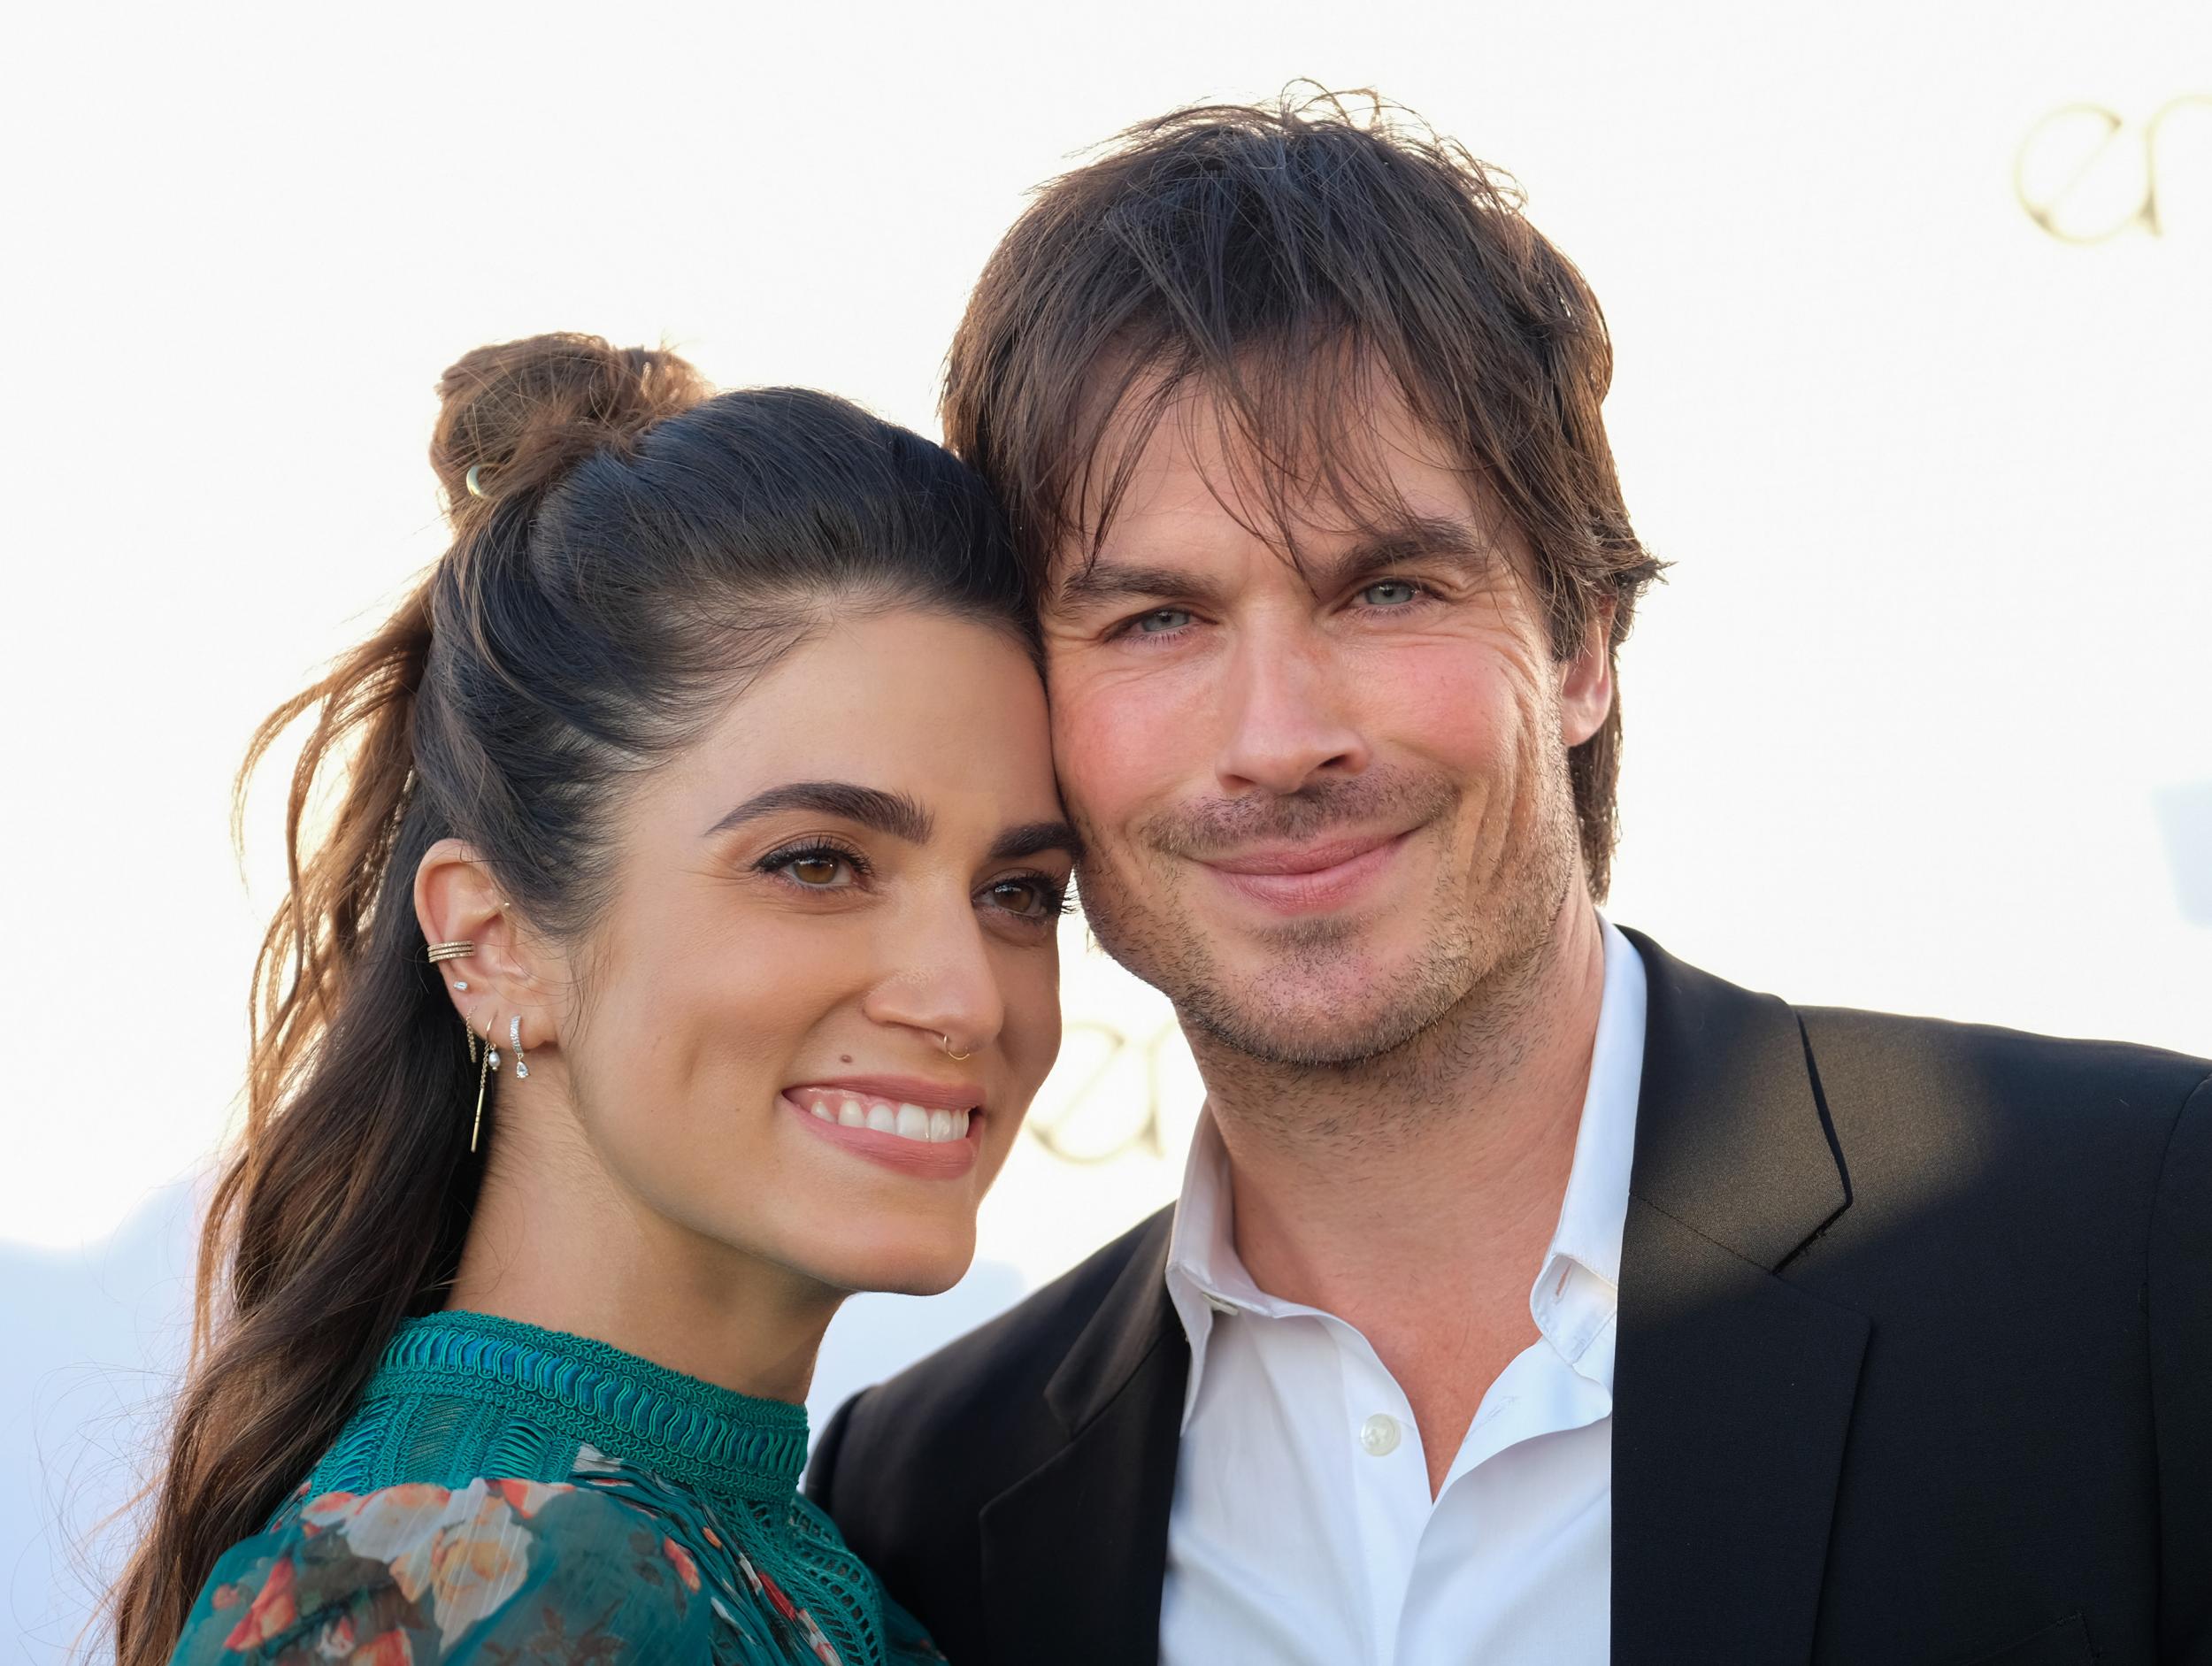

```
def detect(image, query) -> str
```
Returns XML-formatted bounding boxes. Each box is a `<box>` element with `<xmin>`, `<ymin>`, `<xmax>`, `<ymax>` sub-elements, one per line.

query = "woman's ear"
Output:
<box><xmin>413</xmin><ymin>840</ymin><xmax>558</xmax><ymax>1049</ymax></box>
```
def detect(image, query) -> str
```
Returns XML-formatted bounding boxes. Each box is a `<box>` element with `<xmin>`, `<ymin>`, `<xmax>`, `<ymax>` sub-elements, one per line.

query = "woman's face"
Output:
<box><xmin>547</xmin><ymin>610</ymin><xmax>1071</xmax><ymax>1297</ymax></box>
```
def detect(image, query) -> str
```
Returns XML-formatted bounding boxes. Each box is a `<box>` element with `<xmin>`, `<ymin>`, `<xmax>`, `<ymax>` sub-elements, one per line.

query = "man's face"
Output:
<box><xmin>1042</xmin><ymin>380</ymin><xmax>1614</xmax><ymax>1066</ymax></box>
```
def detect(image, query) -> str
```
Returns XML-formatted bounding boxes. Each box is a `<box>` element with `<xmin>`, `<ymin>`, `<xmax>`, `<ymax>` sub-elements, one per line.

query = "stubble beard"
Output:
<box><xmin>1073</xmin><ymin>737</ymin><xmax>1584</xmax><ymax>1135</ymax></box>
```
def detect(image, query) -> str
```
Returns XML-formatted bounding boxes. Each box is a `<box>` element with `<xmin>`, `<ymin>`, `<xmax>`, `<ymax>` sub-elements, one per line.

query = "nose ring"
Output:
<box><xmin>940</xmin><ymin>1033</ymin><xmax>973</xmax><ymax>1062</ymax></box>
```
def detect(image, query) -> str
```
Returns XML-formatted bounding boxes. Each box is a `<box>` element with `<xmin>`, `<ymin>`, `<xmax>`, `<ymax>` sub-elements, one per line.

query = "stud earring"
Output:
<box><xmin>511</xmin><ymin>1015</ymin><xmax>528</xmax><ymax>1080</ymax></box>
<box><xmin>453</xmin><ymin>980</ymin><xmax>468</xmax><ymax>992</ymax></box>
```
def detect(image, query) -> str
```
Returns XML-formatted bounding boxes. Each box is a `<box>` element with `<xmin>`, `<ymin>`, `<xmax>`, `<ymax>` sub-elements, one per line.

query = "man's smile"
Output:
<box><xmin>1191</xmin><ymin>826</ymin><xmax>1417</xmax><ymax>913</ymax></box>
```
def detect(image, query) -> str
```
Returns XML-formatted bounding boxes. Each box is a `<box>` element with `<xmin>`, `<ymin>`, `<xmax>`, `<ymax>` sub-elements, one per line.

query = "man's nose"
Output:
<box><xmin>1213</xmin><ymin>625</ymin><xmax>1370</xmax><ymax>795</ymax></box>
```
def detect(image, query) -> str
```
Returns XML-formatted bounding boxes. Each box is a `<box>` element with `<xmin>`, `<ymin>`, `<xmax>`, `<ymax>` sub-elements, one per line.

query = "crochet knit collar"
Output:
<box><xmin>364</xmin><ymin>1309</ymin><xmax>811</xmax><ymax>1504</ymax></box>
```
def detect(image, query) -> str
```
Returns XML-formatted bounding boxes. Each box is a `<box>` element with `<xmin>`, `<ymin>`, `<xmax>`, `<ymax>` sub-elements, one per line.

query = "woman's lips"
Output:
<box><xmin>1197</xmin><ymin>829</ymin><xmax>1413</xmax><ymax>912</ymax></box>
<box><xmin>781</xmin><ymin>1086</ymin><xmax>981</xmax><ymax>1179</ymax></box>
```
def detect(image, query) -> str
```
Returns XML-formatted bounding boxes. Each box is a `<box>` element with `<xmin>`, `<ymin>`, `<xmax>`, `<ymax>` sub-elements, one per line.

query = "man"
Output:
<box><xmin>807</xmin><ymin>93</ymin><xmax>2211</xmax><ymax>1665</ymax></box>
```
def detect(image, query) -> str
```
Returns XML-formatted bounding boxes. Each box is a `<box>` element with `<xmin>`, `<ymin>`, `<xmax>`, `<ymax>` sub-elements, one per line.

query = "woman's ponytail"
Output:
<box><xmin>108</xmin><ymin>335</ymin><xmax>706</xmax><ymax>1665</ymax></box>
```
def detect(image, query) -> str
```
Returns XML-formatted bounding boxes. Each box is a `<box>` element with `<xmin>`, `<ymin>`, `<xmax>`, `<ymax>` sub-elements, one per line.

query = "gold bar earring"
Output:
<box><xmin>472</xmin><ymin>1011</ymin><xmax>498</xmax><ymax>1153</ymax></box>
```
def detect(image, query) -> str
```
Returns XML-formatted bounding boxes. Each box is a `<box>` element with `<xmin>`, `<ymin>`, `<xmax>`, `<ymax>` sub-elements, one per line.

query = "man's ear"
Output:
<box><xmin>1559</xmin><ymin>599</ymin><xmax>1617</xmax><ymax>749</ymax></box>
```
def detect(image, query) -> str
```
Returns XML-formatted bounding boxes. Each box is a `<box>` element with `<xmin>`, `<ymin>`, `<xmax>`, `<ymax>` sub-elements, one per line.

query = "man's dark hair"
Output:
<box><xmin>943</xmin><ymin>88</ymin><xmax>1663</xmax><ymax>897</ymax></box>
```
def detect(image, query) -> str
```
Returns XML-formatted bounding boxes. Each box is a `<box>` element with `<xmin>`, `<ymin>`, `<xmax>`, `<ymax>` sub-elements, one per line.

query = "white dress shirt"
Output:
<box><xmin>1159</xmin><ymin>917</ymin><xmax>1647</xmax><ymax>1666</ymax></box>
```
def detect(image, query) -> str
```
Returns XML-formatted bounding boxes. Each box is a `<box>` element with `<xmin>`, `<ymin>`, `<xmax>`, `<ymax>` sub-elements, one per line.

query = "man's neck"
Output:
<box><xmin>1189</xmin><ymin>892</ymin><xmax>1609</xmax><ymax>1489</ymax></box>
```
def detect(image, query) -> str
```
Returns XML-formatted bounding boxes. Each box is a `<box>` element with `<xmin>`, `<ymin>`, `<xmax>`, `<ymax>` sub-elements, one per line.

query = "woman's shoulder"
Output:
<box><xmin>170</xmin><ymin>1474</ymin><xmax>716</xmax><ymax>1663</ymax></box>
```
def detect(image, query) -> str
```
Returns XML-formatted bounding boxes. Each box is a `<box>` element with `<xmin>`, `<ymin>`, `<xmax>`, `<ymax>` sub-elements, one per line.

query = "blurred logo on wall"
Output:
<box><xmin>2016</xmin><ymin>96</ymin><xmax>2211</xmax><ymax>242</ymax></box>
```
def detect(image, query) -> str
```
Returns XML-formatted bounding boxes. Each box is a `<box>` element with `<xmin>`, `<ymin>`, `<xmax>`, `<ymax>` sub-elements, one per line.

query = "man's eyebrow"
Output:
<box><xmin>1051</xmin><ymin>562</ymin><xmax>1232</xmax><ymax>613</ymax></box>
<box><xmin>1303</xmin><ymin>515</ymin><xmax>1504</xmax><ymax>593</ymax></box>
<box><xmin>704</xmin><ymin>781</ymin><xmax>934</xmax><ymax>843</ymax></box>
<box><xmin>989</xmin><ymin>820</ymin><xmax>1085</xmax><ymax>864</ymax></box>
<box><xmin>1050</xmin><ymin>515</ymin><xmax>1502</xmax><ymax>612</ymax></box>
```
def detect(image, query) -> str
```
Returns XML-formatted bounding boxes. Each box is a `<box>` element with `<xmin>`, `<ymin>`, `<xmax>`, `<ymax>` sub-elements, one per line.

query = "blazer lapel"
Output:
<box><xmin>980</xmin><ymin>1209</ymin><xmax>1187</xmax><ymax>1666</ymax></box>
<box><xmin>1613</xmin><ymin>931</ymin><xmax>1870</xmax><ymax>1665</ymax></box>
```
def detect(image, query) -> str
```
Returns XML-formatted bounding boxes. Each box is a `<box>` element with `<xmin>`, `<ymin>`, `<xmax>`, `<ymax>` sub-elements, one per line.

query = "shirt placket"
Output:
<box><xmin>1325</xmin><ymin>1316</ymin><xmax>1431</xmax><ymax>1665</ymax></box>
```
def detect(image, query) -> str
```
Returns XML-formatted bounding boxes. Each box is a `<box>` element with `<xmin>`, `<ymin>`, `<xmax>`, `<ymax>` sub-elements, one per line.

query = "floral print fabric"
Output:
<box><xmin>170</xmin><ymin>1447</ymin><xmax>941</xmax><ymax>1665</ymax></box>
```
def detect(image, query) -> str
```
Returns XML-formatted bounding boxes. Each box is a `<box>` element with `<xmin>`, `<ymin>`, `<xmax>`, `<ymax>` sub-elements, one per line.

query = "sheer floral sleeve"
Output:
<box><xmin>169</xmin><ymin>1478</ymin><xmax>715</xmax><ymax>1664</ymax></box>
<box><xmin>167</xmin><ymin>1313</ymin><xmax>942</xmax><ymax>1664</ymax></box>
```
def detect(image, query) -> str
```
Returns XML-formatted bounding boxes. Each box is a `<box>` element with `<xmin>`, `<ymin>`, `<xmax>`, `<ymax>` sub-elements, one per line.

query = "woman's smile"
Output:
<box><xmin>783</xmin><ymin>1080</ymin><xmax>984</xmax><ymax>1178</ymax></box>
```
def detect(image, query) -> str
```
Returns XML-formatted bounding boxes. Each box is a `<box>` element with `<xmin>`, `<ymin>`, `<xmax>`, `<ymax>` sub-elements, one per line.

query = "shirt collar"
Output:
<box><xmin>1164</xmin><ymin>914</ymin><xmax>1647</xmax><ymax>1421</ymax></box>
<box><xmin>1528</xmin><ymin>916</ymin><xmax>1646</xmax><ymax>1382</ymax></box>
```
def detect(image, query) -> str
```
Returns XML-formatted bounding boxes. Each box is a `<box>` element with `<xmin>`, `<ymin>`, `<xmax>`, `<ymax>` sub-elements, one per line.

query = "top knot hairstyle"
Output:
<box><xmin>434</xmin><ymin>333</ymin><xmax>712</xmax><ymax>521</ymax></box>
<box><xmin>107</xmin><ymin>334</ymin><xmax>1029</xmax><ymax>1666</ymax></box>
<box><xmin>942</xmin><ymin>88</ymin><xmax>1663</xmax><ymax>897</ymax></box>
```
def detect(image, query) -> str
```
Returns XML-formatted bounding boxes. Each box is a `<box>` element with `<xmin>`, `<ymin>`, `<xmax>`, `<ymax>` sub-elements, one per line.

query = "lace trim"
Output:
<box><xmin>570</xmin><ymin>1457</ymin><xmax>897</xmax><ymax>1666</ymax></box>
<box><xmin>357</xmin><ymin>1310</ymin><xmax>809</xmax><ymax>1505</ymax></box>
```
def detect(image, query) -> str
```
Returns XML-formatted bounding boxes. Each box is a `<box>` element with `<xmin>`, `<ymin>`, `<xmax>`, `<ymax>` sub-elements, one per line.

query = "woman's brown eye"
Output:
<box><xmin>990</xmin><ymin>879</ymin><xmax>1058</xmax><ymax>918</ymax></box>
<box><xmin>790</xmin><ymin>855</ymin><xmax>845</xmax><ymax>887</ymax></box>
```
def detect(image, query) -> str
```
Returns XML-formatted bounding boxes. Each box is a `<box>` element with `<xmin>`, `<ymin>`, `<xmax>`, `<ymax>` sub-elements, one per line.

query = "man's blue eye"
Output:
<box><xmin>1136</xmin><ymin>609</ymin><xmax>1193</xmax><ymax>633</ymax></box>
<box><xmin>1361</xmin><ymin>580</ymin><xmax>1419</xmax><ymax>606</ymax></box>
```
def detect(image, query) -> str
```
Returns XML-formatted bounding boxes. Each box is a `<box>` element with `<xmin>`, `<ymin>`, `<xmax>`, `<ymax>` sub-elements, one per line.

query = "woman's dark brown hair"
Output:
<box><xmin>105</xmin><ymin>334</ymin><xmax>1029</xmax><ymax>1664</ymax></box>
<box><xmin>942</xmin><ymin>88</ymin><xmax>1663</xmax><ymax>896</ymax></box>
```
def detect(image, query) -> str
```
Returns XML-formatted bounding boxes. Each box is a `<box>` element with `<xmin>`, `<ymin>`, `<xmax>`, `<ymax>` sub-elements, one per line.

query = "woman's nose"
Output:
<box><xmin>858</xmin><ymin>900</ymin><xmax>1008</xmax><ymax>1060</ymax></box>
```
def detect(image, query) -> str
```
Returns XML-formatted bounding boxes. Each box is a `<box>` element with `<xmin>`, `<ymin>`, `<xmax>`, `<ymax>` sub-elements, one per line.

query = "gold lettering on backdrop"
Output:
<box><xmin>2016</xmin><ymin>96</ymin><xmax>2212</xmax><ymax>243</ymax></box>
<box><xmin>1023</xmin><ymin>1018</ymin><xmax>1194</xmax><ymax>1164</ymax></box>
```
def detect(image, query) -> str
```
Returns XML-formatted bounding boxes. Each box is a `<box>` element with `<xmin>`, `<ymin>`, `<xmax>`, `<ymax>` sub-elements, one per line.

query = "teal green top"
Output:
<box><xmin>167</xmin><ymin>1310</ymin><xmax>942</xmax><ymax>1665</ymax></box>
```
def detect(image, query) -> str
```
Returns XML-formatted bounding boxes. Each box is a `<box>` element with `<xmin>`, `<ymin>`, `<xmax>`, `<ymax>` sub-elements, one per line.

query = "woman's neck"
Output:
<box><xmin>446</xmin><ymin>1094</ymin><xmax>842</xmax><ymax>1403</ymax></box>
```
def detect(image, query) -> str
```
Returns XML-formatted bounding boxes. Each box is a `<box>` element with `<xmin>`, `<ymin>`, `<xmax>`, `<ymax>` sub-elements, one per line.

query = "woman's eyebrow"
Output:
<box><xmin>990</xmin><ymin>820</ymin><xmax>1085</xmax><ymax>863</ymax></box>
<box><xmin>704</xmin><ymin>781</ymin><xmax>934</xmax><ymax>843</ymax></box>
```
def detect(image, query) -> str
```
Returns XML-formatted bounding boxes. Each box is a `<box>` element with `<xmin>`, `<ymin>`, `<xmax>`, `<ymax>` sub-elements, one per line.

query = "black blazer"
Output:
<box><xmin>807</xmin><ymin>933</ymin><xmax>2212</xmax><ymax>1665</ymax></box>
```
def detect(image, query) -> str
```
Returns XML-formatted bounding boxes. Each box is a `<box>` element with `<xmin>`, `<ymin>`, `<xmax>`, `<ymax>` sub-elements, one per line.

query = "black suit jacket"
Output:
<box><xmin>808</xmin><ymin>933</ymin><xmax>2212</xmax><ymax>1664</ymax></box>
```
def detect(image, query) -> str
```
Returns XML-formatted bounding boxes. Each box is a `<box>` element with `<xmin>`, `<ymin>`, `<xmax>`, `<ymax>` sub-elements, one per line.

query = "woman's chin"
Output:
<box><xmin>806</xmin><ymin>1224</ymin><xmax>978</xmax><ymax>1299</ymax></box>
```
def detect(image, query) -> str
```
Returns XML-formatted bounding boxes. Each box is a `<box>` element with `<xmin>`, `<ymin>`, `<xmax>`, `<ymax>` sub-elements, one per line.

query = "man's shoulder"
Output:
<box><xmin>816</xmin><ymin>1204</ymin><xmax>1177</xmax><ymax>1491</ymax></box>
<box><xmin>1797</xmin><ymin>999</ymin><xmax>2210</xmax><ymax>1141</ymax></box>
<box><xmin>1792</xmin><ymin>1000</ymin><xmax>2209</xmax><ymax>1251</ymax></box>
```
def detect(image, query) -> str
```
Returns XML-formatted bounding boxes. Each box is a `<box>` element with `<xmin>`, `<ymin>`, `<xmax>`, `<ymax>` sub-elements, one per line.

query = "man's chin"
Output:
<box><xmin>1181</xmin><ymin>971</ymin><xmax>1456</xmax><ymax>1068</ymax></box>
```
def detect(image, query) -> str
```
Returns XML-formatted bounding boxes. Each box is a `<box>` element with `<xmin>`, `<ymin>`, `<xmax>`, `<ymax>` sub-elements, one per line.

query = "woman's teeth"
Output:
<box><xmin>800</xmin><ymin>1091</ymin><xmax>972</xmax><ymax>1144</ymax></box>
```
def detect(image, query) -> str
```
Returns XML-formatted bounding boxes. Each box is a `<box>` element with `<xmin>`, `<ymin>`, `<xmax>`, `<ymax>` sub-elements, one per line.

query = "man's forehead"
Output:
<box><xmin>1050</xmin><ymin>397</ymin><xmax>1513</xmax><ymax>603</ymax></box>
<box><xmin>1051</xmin><ymin>357</ymin><xmax>1509</xmax><ymax>591</ymax></box>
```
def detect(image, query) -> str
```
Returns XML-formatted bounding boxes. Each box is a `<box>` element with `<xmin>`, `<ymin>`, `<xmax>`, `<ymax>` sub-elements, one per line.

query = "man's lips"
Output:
<box><xmin>1202</xmin><ymin>831</ymin><xmax>1402</xmax><ymax>875</ymax></box>
<box><xmin>1194</xmin><ymin>828</ymin><xmax>1414</xmax><ymax>911</ymax></box>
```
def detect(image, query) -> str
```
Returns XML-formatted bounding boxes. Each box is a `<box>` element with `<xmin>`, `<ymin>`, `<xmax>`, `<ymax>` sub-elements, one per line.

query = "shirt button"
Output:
<box><xmin>1359</xmin><ymin>1413</ymin><xmax>1402</xmax><ymax>1457</ymax></box>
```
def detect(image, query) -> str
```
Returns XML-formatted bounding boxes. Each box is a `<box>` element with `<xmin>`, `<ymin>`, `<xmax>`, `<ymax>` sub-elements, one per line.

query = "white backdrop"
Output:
<box><xmin>2</xmin><ymin>2</ymin><xmax>2206</xmax><ymax>1656</ymax></box>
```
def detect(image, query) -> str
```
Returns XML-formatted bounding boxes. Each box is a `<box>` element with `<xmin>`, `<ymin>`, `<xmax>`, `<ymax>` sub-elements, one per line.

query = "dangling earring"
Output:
<box><xmin>472</xmin><ymin>1010</ymin><xmax>498</xmax><ymax>1153</ymax></box>
<box><xmin>510</xmin><ymin>1014</ymin><xmax>529</xmax><ymax>1079</ymax></box>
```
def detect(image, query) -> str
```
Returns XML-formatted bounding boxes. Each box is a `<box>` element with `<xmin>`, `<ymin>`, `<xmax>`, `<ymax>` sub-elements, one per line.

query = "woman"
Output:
<box><xmin>109</xmin><ymin>334</ymin><xmax>1075</xmax><ymax>1664</ymax></box>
